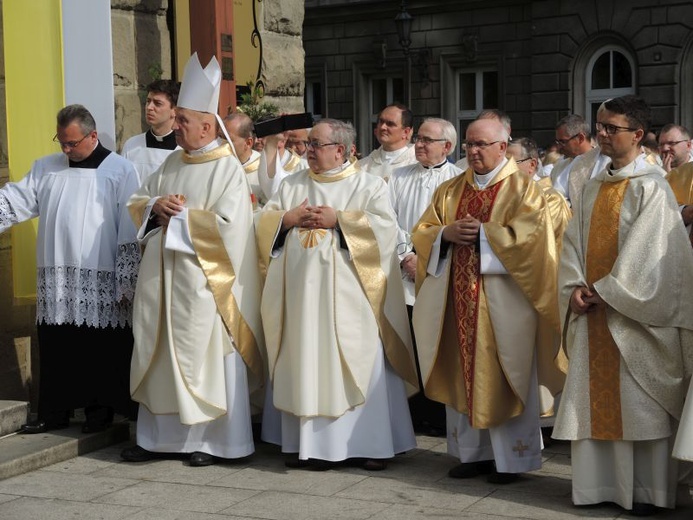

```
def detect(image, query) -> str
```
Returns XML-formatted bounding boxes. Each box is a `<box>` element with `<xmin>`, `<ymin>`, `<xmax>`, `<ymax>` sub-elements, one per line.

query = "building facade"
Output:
<box><xmin>304</xmin><ymin>0</ymin><xmax>693</xmax><ymax>159</ymax></box>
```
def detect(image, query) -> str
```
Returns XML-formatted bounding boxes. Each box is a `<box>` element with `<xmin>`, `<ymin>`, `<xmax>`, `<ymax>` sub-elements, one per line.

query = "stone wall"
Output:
<box><xmin>112</xmin><ymin>0</ymin><xmax>174</xmax><ymax>151</ymax></box>
<box><xmin>259</xmin><ymin>0</ymin><xmax>306</xmax><ymax>114</ymax></box>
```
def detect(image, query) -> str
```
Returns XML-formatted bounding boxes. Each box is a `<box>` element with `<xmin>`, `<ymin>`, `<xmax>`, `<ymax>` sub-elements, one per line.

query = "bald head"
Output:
<box><xmin>465</xmin><ymin>119</ymin><xmax>509</xmax><ymax>175</ymax></box>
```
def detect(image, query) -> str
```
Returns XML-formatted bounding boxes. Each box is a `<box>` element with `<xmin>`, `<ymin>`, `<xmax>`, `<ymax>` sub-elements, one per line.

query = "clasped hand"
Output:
<box><xmin>282</xmin><ymin>198</ymin><xmax>337</xmax><ymax>231</ymax></box>
<box><xmin>442</xmin><ymin>213</ymin><xmax>481</xmax><ymax>245</ymax></box>
<box><xmin>151</xmin><ymin>194</ymin><xmax>185</xmax><ymax>227</ymax></box>
<box><xmin>569</xmin><ymin>285</ymin><xmax>605</xmax><ymax>315</ymax></box>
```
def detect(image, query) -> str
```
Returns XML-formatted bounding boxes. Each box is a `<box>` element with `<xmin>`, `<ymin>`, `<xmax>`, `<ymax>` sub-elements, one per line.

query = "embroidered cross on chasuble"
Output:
<box><xmin>586</xmin><ymin>178</ymin><xmax>629</xmax><ymax>440</ymax></box>
<box><xmin>451</xmin><ymin>180</ymin><xmax>503</xmax><ymax>424</ymax></box>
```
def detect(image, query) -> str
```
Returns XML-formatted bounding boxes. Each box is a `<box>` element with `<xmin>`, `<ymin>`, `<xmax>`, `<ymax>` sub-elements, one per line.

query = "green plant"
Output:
<box><xmin>236</xmin><ymin>80</ymin><xmax>279</xmax><ymax>121</ymax></box>
<box><xmin>148</xmin><ymin>62</ymin><xmax>163</xmax><ymax>82</ymax></box>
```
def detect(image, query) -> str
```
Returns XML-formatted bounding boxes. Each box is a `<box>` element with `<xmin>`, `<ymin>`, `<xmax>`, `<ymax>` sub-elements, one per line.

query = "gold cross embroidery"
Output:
<box><xmin>512</xmin><ymin>439</ymin><xmax>529</xmax><ymax>457</ymax></box>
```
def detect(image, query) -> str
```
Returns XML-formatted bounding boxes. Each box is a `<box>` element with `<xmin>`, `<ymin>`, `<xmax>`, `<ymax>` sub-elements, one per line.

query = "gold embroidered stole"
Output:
<box><xmin>586</xmin><ymin>179</ymin><xmax>628</xmax><ymax>440</ymax></box>
<box><xmin>451</xmin><ymin>180</ymin><xmax>503</xmax><ymax>421</ymax></box>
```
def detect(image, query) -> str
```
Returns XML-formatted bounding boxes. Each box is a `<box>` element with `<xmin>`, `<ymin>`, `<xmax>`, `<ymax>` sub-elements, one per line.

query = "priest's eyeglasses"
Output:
<box><xmin>555</xmin><ymin>133</ymin><xmax>580</xmax><ymax>146</ymax></box>
<box><xmin>464</xmin><ymin>140</ymin><xmax>500</xmax><ymax>150</ymax></box>
<box><xmin>53</xmin><ymin>133</ymin><xmax>90</xmax><ymax>149</ymax></box>
<box><xmin>595</xmin><ymin>122</ymin><xmax>637</xmax><ymax>135</ymax></box>
<box><xmin>305</xmin><ymin>140</ymin><xmax>339</xmax><ymax>149</ymax></box>
<box><xmin>413</xmin><ymin>136</ymin><xmax>447</xmax><ymax>145</ymax></box>
<box><xmin>658</xmin><ymin>139</ymin><xmax>689</xmax><ymax>149</ymax></box>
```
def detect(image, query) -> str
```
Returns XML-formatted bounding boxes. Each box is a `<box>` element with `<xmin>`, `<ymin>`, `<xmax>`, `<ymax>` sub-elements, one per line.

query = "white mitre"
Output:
<box><xmin>177</xmin><ymin>52</ymin><xmax>235</xmax><ymax>151</ymax></box>
<box><xmin>178</xmin><ymin>52</ymin><xmax>221</xmax><ymax>113</ymax></box>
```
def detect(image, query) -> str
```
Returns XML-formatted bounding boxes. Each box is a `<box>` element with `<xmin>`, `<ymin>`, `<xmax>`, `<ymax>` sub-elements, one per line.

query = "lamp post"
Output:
<box><xmin>394</xmin><ymin>0</ymin><xmax>413</xmax><ymax>105</ymax></box>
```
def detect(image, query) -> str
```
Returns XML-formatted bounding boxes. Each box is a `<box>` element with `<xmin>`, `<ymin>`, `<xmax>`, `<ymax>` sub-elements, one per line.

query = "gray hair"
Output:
<box><xmin>477</xmin><ymin>109</ymin><xmax>512</xmax><ymax>136</ymax></box>
<box><xmin>660</xmin><ymin>123</ymin><xmax>690</xmax><ymax>140</ymax></box>
<box><xmin>57</xmin><ymin>104</ymin><xmax>96</xmax><ymax>134</ymax></box>
<box><xmin>509</xmin><ymin>137</ymin><xmax>539</xmax><ymax>160</ymax></box>
<box><xmin>223</xmin><ymin>112</ymin><xmax>255</xmax><ymax>139</ymax></box>
<box><xmin>317</xmin><ymin>118</ymin><xmax>356</xmax><ymax>160</ymax></box>
<box><xmin>421</xmin><ymin>117</ymin><xmax>457</xmax><ymax>154</ymax></box>
<box><xmin>556</xmin><ymin>114</ymin><xmax>590</xmax><ymax>139</ymax></box>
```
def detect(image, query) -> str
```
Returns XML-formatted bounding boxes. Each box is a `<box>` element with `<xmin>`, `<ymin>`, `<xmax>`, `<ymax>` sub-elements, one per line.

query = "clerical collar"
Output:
<box><xmin>146</xmin><ymin>129</ymin><xmax>178</xmax><ymax>150</ymax></box>
<box><xmin>322</xmin><ymin>160</ymin><xmax>351</xmax><ymax>176</ymax></box>
<box><xmin>474</xmin><ymin>157</ymin><xmax>508</xmax><ymax>188</ymax></box>
<box><xmin>607</xmin><ymin>154</ymin><xmax>645</xmax><ymax>177</ymax></box>
<box><xmin>422</xmin><ymin>159</ymin><xmax>448</xmax><ymax>170</ymax></box>
<box><xmin>188</xmin><ymin>137</ymin><xmax>224</xmax><ymax>156</ymax></box>
<box><xmin>382</xmin><ymin>146</ymin><xmax>408</xmax><ymax>163</ymax></box>
<box><xmin>69</xmin><ymin>141</ymin><xmax>111</xmax><ymax>169</ymax></box>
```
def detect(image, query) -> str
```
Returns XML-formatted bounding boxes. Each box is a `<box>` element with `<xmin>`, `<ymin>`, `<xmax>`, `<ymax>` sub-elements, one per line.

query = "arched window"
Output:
<box><xmin>585</xmin><ymin>46</ymin><xmax>635</xmax><ymax>126</ymax></box>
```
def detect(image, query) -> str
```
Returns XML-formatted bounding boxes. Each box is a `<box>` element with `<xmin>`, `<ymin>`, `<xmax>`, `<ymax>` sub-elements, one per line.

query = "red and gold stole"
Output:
<box><xmin>451</xmin><ymin>180</ymin><xmax>503</xmax><ymax>420</ymax></box>
<box><xmin>586</xmin><ymin>179</ymin><xmax>629</xmax><ymax>440</ymax></box>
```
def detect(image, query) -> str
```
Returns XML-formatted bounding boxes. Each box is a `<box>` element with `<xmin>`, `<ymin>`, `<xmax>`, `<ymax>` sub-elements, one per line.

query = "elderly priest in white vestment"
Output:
<box><xmin>121</xmin><ymin>53</ymin><xmax>265</xmax><ymax>467</ymax></box>
<box><xmin>256</xmin><ymin>118</ymin><xmax>418</xmax><ymax>471</ymax></box>
<box><xmin>554</xmin><ymin>95</ymin><xmax>693</xmax><ymax>516</ymax></box>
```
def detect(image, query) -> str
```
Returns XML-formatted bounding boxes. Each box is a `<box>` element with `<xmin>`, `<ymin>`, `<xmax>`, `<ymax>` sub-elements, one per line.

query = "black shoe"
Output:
<box><xmin>20</xmin><ymin>419</ymin><xmax>69</xmax><ymax>434</ymax></box>
<box><xmin>362</xmin><ymin>459</ymin><xmax>387</xmax><ymax>471</ymax></box>
<box><xmin>189</xmin><ymin>452</ymin><xmax>217</xmax><ymax>467</ymax></box>
<box><xmin>413</xmin><ymin>421</ymin><xmax>446</xmax><ymax>437</ymax></box>
<box><xmin>448</xmin><ymin>460</ymin><xmax>494</xmax><ymax>479</ymax></box>
<box><xmin>121</xmin><ymin>445</ymin><xmax>155</xmax><ymax>463</ymax></box>
<box><xmin>629</xmin><ymin>503</ymin><xmax>657</xmax><ymax>517</ymax></box>
<box><xmin>486</xmin><ymin>471</ymin><xmax>519</xmax><ymax>484</ymax></box>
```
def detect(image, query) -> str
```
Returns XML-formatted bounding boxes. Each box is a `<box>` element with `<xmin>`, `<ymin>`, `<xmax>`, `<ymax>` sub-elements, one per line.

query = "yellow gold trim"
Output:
<box><xmin>667</xmin><ymin>162</ymin><xmax>693</xmax><ymax>205</ymax></box>
<box><xmin>586</xmin><ymin>179</ymin><xmax>629</xmax><ymax>440</ymax></box>
<box><xmin>243</xmin><ymin>154</ymin><xmax>260</xmax><ymax>173</ymax></box>
<box><xmin>187</xmin><ymin>209</ymin><xmax>264</xmax><ymax>381</ymax></box>
<box><xmin>182</xmin><ymin>142</ymin><xmax>233</xmax><ymax>164</ymax></box>
<box><xmin>308</xmin><ymin>162</ymin><xmax>360</xmax><ymax>183</ymax></box>
<box><xmin>255</xmin><ymin>211</ymin><xmax>285</xmax><ymax>279</ymax></box>
<box><xmin>338</xmin><ymin>211</ymin><xmax>418</xmax><ymax>388</ymax></box>
<box><xmin>284</xmin><ymin>151</ymin><xmax>302</xmax><ymax>172</ymax></box>
<box><xmin>128</xmin><ymin>199</ymin><xmax>149</xmax><ymax>228</ymax></box>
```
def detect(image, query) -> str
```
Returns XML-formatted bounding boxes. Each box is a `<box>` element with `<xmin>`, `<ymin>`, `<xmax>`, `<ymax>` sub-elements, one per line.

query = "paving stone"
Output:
<box><xmin>221</xmin><ymin>489</ymin><xmax>389</xmax><ymax>520</ymax></box>
<box><xmin>125</xmin><ymin>508</ymin><xmax>259</xmax><ymax>520</ymax></box>
<box><xmin>0</xmin><ymin>470</ymin><xmax>137</xmax><ymax>501</ymax></box>
<box><xmin>95</xmin><ymin>457</ymin><xmax>246</xmax><ymax>486</ymax></box>
<box><xmin>369</xmin><ymin>503</ymin><xmax>511</xmax><ymax>520</ymax></box>
<box><xmin>209</xmin><ymin>464</ymin><xmax>367</xmax><ymax>497</ymax></box>
<box><xmin>95</xmin><ymin>480</ymin><xmax>260</xmax><ymax>514</ymax></box>
<box><xmin>0</xmin><ymin>496</ymin><xmax>140</xmax><ymax>520</ymax></box>
<box><xmin>334</xmin><ymin>474</ymin><xmax>488</xmax><ymax>510</ymax></box>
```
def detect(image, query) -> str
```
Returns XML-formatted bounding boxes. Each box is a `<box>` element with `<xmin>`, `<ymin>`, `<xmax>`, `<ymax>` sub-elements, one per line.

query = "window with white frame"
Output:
<box><xmin>456</xmin><ymin>69</ymin><xmax>498</xmax><ymax>140</ymax></box>
<box><xmin>585</xmin><ymin>46</ymin><xmax>635</xmax><ymax>127</ymax></box>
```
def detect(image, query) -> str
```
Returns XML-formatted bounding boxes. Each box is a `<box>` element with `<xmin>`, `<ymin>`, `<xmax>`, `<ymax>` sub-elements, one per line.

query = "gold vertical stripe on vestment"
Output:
<box><xmin>586</xmin><ymin>179</ymin><xmax>629</xmax><ymax>440</ymax></box>
<box><xmin>188</xmin><ymin>209</ymin><xmax>264</xmax><ymax>382</ymax></box>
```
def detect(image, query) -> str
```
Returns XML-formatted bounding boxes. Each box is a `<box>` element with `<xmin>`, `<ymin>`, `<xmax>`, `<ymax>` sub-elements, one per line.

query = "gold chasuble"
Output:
<box><xmin>666</xmin><ymin>162</ymin><xmax>693</xmax><ymax>205</ymax></box>
<box><xmin>554</xmin><ymin>157</ymin><xmax>693</xmax><ymax>442</ymax></box>
<box><xmin>256</xmin><ymin>162</ymin><xmax>418</xmax><ymax>419</ymax></box>
<box><xmin>127</xmin><ymin>143</ymin><xmax>265</xmax><ymax>425</ymax></box>
<box><xmin>412</xmin><ymin>159</ymin><xmax>565</xmax><ymax>429</ymax></box>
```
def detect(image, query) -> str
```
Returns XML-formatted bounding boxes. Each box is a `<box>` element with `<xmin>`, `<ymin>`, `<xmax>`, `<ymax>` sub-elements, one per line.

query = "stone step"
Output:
<box><xmin>0</xmin><ymin>420</ymin><xmax>130</xmax><ymax>480</ymax></box>
<box><xmin>0</xmin><ymin>400</ymin><xmax>28</xmax><ymax>437</ymax></box>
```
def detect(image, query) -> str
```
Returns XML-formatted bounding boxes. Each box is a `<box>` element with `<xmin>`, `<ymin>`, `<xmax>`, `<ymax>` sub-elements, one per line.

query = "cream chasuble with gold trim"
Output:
<box><xmin>256</xmin><ymin>162</ymin><xmax>417</xmax><ymax>418</ymax></box>
<box><xmin>554</xmin><ymin>156</ymin><xmax>693</xmax><ymax>442</ymax></box>
<box><xmin>127</xmin><ymin>143</ymin><xmax>265</xmax><ymax>425</ymax></box>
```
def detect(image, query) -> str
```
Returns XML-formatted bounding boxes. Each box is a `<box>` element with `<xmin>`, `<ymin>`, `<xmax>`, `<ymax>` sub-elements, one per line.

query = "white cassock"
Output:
<box><xmin>127</xmin><ymin>139</ymin><xmax>265</xmax><ymax>459</ymax></box>
<box><xmin>255</xmin><ymin>160</ymin><xmax>419</xmax><ymax>461</ymax></box>
<box><xmin>388</xmin><ymin>160</ymin><xmax>462</xmax><ymax>305</ymax></box>
<box><xmin>121</xmin><ymin>130</ymin><xmax>180</xmax><ymax>185</ymax></box>
<box><xmin>358</xmin><ymin>144</ymin><xmax>417</xmax><ymax>182</ymax></box>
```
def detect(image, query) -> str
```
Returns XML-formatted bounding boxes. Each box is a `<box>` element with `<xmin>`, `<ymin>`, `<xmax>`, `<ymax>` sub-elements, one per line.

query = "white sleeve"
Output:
<box><xmin>259</xmin><ymin>151</ymin><xmax>292</xmax><ymax>201</ymax></box>
<box><xmin>426</xmin><ymin>229</ymin><xmax>449</xmax><ymax>277</ymax></box>
<box><xmin>164</xmin><ymin>207</ymin><xmax>195</xmax><ymax>254</ymax></box>
<box><xmin>479</xmin><ymin>225</ymin><xmax>508</xmax><ymax>274</ymax></box>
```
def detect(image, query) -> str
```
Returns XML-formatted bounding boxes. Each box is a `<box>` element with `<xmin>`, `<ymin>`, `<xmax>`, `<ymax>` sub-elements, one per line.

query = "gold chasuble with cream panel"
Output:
<box><xmin>412</xmin><ymin>159</ymin><xmax>566</xmax><ymax>429</ymax></box>
<box><xmin>127</xmin><ymin>143</ymin><xmax>265</xmax><ymax>425</ymax></box>
<box><xmin>554</xmin><ymin>157</ymin><xmax>693</xmax><ymax>442</ymax></box>
<box><xmin>256</xmin><ymin>162</ymin><xmax>418</xmax><ymax>419</ymax></box>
